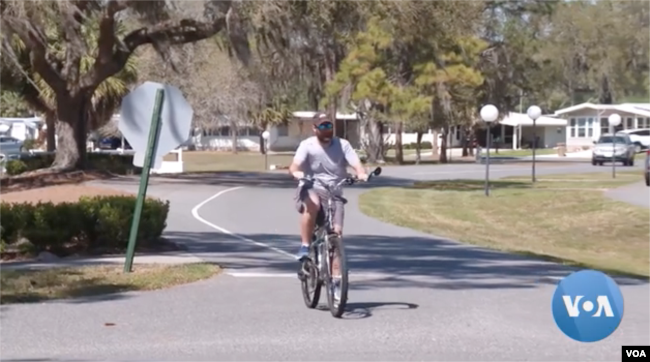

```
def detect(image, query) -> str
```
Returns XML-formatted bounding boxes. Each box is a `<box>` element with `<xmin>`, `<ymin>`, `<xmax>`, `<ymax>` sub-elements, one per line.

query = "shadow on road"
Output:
<box><xmin>165</xmin><ymin>231</ymin><xmax>649</xmax><ymax>291</ymax></box>
<box><xmin>100</xmin><ymin>171</ymin><xmax>416</xmax><ymax>190</ymax></box>
<box><xmin>323</xmin><ymin>301</ymin><xmax>419</xmax><ymax>319</ymax></box>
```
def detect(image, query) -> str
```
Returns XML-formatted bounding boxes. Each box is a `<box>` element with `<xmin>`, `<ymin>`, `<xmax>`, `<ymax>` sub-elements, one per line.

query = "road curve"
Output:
<box><xmin>1</xmin><ymin>163</ymin><xmax>648</xmax><ymax>361</ymax></box>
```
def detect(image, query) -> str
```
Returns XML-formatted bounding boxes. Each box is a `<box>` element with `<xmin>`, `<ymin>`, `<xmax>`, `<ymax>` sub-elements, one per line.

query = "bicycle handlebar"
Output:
<box><xmin>297</xmin><ymin>167</ymin><xmax>382</xmax><ymax>192</ymax></box>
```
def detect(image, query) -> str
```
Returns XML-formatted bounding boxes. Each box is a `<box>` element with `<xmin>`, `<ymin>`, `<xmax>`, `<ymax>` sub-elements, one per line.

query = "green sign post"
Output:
<box><xmin>123</xmin><ymin>89</ymin><xmax>165</xmax><ymax>273</ymax></box>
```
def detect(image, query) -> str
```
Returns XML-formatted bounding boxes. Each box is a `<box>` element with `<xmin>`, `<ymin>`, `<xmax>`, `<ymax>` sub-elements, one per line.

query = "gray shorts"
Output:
<box><xmin>295</xmin><ymin>185</ymin><xmax>345</xmax><ymax>229</ymax></box>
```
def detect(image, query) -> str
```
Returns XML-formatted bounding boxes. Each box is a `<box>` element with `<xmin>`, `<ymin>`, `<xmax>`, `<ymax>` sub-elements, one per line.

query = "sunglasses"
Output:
<box><xmin>315</xmin><ymin>122</ymin><xmax>333</xmax><ymax>130</ymax></box>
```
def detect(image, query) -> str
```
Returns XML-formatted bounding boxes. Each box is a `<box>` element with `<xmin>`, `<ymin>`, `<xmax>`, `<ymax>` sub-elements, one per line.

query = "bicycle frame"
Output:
<box><xmin>297</xmin><ymin>167</ymin><xmax>382</xmax><ymax>316</ymax></box>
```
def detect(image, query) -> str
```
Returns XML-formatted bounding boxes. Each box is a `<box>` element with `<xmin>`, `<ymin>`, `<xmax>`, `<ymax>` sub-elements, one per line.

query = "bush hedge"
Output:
<box><xmin>3</xmin><ymin>153</ymin><xmax>140</xmax><ymax>176</ymax></box>
<box><xmin>0</xmin><ymin>195</ymin><xmax>169</xmax><ymax>255</ymax></box>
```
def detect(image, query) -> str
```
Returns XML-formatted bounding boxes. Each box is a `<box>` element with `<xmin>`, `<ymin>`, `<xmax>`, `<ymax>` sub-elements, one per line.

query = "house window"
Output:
<box><xmin>569</xmin><ymin>117</ymin><xmax>595</xmax><ymax>138</ymax></box>
<box><xmin>639</xmin><ymin>117</ymin><xmax>649</xmax><ymax>129</ymax></box>
<box><xmin>237</xmin><ymin>126</ymin><xmax>258</xmax><ymax>136</ymax></box>
<box><xmin>600</xmin><ymin>117</ymin><xmax>609</xmax><ymax>136</ymax></box>
<box><xmin>277</xmin><ymin>123</ymin><xmax>289</xmax><ymax>136</ymax></box>
<box><xmin>217</xmin><ymin>126</ymin><xmax>231</xmax><ymax>136</ymax></box>
<box><xmin>577</xmin><ymin>118</ymin><xmax>586</xmax><ymax>137</ymax></box>
<box><xmin>626</xmin><ymin>117</ymin><xmax>634</xmax><ymax>129</ymax></box>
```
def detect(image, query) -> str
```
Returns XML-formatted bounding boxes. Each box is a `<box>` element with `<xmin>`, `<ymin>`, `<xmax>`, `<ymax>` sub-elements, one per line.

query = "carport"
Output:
<box><xmin>498</xmin><ymin>112</ymin><xmax>568</xmax><ymax>149</ymax></box>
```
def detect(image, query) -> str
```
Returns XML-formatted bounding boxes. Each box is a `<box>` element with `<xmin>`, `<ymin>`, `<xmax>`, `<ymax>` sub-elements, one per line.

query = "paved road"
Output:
<box><xmin>2</xmin><ymin>162</ymin><xmax>648</xmax><ymax>361</ymax></box>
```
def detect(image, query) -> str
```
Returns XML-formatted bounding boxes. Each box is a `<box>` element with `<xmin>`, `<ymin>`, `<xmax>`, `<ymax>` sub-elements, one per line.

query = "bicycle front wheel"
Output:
<box><xmin>300</xmin><ymin>255</ymin><xmax>322</xmax><ymax>309</ymax></box>
<box><xmin>325</xmin><ymin>234</ymin><xmax>348</xmax><ymax>318</ymax></box>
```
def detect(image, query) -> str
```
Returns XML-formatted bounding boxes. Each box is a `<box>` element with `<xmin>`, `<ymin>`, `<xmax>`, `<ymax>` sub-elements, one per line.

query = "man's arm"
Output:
<box><xmin>341</xmin><ymin>140</ymin><xmax>368</xmax><ymax>180</ymax></box>
<box><xmin>289</xmin><ymin>141</ymin><xmax>308</xmax><ymax>179</ymax></box>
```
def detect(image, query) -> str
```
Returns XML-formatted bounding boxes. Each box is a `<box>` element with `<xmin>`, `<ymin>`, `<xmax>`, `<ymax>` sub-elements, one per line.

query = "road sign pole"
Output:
<box><xmin>124</xmin><ymin>89</ymin><xmax>165</xmax><ymax>273</ymax></box>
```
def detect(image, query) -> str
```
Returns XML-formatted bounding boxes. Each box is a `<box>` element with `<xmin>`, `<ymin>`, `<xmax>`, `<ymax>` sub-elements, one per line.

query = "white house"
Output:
<box><xmin>473</xmin><ymin>112</ymin><xmax>567</xmax><ymax>150</ymax></box>
<box><xmin>0</xmin><ymin>117</ymin><xmax>44</xmax><ymax>141</ymax></box>
<box><xmin>554</xmin><ymin>102</ymin><xmax>650</xmax><ymax>148</ymax></box>
<box><xmin>195</xmin><ymin>111</ymin><xmax>360</xmax><ymax>152</ymax></box>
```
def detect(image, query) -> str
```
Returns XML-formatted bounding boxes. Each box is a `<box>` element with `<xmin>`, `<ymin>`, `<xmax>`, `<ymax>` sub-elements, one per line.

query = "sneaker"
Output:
<box><xmin>295</xmin><ymin>245</ymin><xmax>310</xmax><ymax>261</ymax></box>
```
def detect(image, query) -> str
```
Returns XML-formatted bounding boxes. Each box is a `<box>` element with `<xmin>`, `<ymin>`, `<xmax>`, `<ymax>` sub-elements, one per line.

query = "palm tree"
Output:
<box><xmin>248</xmin><ymin>96</ymin><xmax>293</xmax><ymax>154</ymax></box>
<box><xmin>1</xmin><ymin>18</ymin><xmax>137</xmax><ymax>154</ymax></box>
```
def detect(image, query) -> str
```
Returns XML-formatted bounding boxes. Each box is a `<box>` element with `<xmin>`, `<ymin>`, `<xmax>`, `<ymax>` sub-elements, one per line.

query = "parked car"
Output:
<box><xmin>0</xmin><ymin>136</ymin><xmax>24</xmax><ymax>157</ymax></box>
<box><xmin>591</xmin><ymin>133</ymin><xmax>636</xmax><ymax>166</ymax></box>
<box><xmin>618</xmin><ymin>128</ymin><xmax>650</xmax><ymax>153</ymax></box>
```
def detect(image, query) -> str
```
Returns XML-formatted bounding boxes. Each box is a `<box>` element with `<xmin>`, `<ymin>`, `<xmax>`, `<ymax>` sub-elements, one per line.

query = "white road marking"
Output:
<box><xmin>191</xmin><ymin>186</ymin><xmax>295</xmax><ymax>259</ymax></box>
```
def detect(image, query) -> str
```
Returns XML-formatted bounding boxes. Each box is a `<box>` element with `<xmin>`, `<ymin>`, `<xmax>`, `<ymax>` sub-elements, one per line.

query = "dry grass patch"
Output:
<box><xmin>173</xmin><ymin>151</ymin><xmax>295</xmax><ymax>172</ymax></box>
<box><xmin>359</xmin><ymin>172</ymin><xmax>649</xmax><ymax>277</ymax></box>
<box><xmin>0</xmin><ymin>263</ymin><xmax>220</xmax><ymax>304</ymax></box>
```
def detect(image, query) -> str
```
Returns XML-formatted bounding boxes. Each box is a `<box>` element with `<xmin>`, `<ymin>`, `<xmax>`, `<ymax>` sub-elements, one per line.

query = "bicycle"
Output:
<box><xmin>296</xmin><ymin>167</ymin><xmax>382</xmax><ymax>318</ymax></box>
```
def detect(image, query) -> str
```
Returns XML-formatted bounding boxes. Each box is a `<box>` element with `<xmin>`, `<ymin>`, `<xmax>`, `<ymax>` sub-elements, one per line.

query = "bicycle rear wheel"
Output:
<box><xmin>324</xmin><ymin>234</ymin><xmax>348</xmax><ymax>318</ymax></box>
<box><xmin>300</xmin><ymin>252</ymin><xmax>322</xmax><ymax>309</ymax></box>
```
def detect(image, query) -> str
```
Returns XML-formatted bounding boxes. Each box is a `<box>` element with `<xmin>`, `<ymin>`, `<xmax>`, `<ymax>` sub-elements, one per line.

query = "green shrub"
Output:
<box><xmin>0</xmin><ymin>196</ymin><xmax>169</xmax><ymax>255</ymax></box>
<box><xmin>5</xmin><ymin>160</ymin><xmax>28</xmax><ymax>175</ymax></box>
<box><xmin>5</xmin><ymin>153</ymin><xmax>139</xmax><ymax>176</ymax></box>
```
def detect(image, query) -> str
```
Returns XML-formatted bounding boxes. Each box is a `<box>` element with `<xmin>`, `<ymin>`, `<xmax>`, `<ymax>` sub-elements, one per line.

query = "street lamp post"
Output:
<box><xmin>480</xmin><ymin>104</ymin><xmax>499</xmax><ymax>196</ymax></box>
<box><xmin>262</xmin><ymin>130</ymin><xmax>270</xmax><ymax>171</ymax></box>
<box><xmin>608</xmin><ymin>113</ymin><xmax>621</xmax><ymax>179</ymax></box>
<box><xmin>527</xmin><ymin>105</ymin><xmax>542</xmax><ymax>182</ymax></box>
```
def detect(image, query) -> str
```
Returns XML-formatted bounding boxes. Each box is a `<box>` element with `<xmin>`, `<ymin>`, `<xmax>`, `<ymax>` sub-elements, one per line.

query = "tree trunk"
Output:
<box><xmin>259</xmin><ymin>135</ymin><xmax>265</xmax><ymax>154</ymax></box>
<box><xmin>431</xmin><ymin>130</ymin><xmax>439</xmax><ymax>158</ymax></box>
<box><xmin>324</xmin><ymin>52</ymin><xmax>338</xmax><ymax>134</ymax></box>
<box><xmin>415</xmin><ymin>130</ymin><xmax>423</xmax><ymax>164</ymax></box>
<box><xmin>51</xmin><ymin>97</ymin><xmax>87</xmax><ymax>170</ymax></box>
<box><xmin>439</xmin><ymin>126</ymin><xmax>449</xmax><ymax>164</ymax></box>
<box><xmin>394</xmin><ymin>121</ymin><xmax>404</xmax><ymax>164</ymax></box>
<box><xmin>359</xmin><ymin>113</ymin><xmax>385</xmax><ymax>164</ymax></box>
<box><xmin>461</xmin><ymin>125</ymin><xmax>469</xmax><ymax>157</ymax></box>
<box><xmin>258</xmin><ymin>121</ymin><xmax>269</xmax><ymax>154</ymax></box>
<box><xmin>231</xmin><ymin>124</ymin><xmax>238</xmax><ymax>154</ymax></box>
<box><xmin>45</xmin><ymin>112</ymin><xmax>56</xmax><ymax>152</ymax></box>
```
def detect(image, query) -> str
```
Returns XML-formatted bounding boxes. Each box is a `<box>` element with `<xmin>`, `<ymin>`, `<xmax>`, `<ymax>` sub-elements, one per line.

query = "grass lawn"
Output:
<box><xmin>0</xmin><ymin>263</ymin><xmax>220</xmax><ymax>304</ymax></box>
<box><xmin>493</xmin><ymin>149</ymin><xmax>557</xmax><ymax>157</ymax></box>
<box><xmin>176</xmin><ymin>150</ymin><xmax>474</xmax><ymax>172</ymax></box>
<box><xmin>358</xmin><ymin>170</ymin><xmax>649</xmax><ymax>277</ymax></box>
<box><xmin>171</xmin><ymin>151</ymin><xmax>295</xmax><ymax>172</ymax></box>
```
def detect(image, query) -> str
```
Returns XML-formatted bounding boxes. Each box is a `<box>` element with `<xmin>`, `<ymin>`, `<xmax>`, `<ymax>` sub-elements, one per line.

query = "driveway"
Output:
<box><xmin>1</xmin><ymin>163</ymin><xmax>648</xmax><ymax>361</ymax></box>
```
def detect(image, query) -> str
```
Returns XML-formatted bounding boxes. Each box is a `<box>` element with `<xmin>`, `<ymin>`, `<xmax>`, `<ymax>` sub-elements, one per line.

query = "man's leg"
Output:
<box><xmin>295</xmin><ymin>188</ymin><xmax>321</xmax><ymax>260</ymax></box>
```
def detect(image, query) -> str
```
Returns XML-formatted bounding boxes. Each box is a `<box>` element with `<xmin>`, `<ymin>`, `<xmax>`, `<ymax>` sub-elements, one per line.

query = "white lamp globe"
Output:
<box><xmin>608</xmin><ymin>113</ymin><xmax>621</xmax><ymax>127</ymax></box>
<box><xmin>527</xmin><ymin>105</ymin><xmax>542</xmax><ymax>121</ymax></box>
<box><xmin>262</xmin><ymin>131</ymin><xmax>270</xmax><ymax>140</ymax></box>
<box><xmin>480</xmin><ymin>104</ymin><xmax>499</xmax><ymax>123</ymax></box>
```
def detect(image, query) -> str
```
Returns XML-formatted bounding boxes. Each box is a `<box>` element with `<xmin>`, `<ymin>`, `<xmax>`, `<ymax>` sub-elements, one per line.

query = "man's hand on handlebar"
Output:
<box><xmin>356</xmin><ymin>172</ymin><xmax>369</xmax><ymax>182</ymax></box>
<box><xmin>291</xmin><ymin>171</ymin><xmax>305</xmax><ymax>180</ymax></box>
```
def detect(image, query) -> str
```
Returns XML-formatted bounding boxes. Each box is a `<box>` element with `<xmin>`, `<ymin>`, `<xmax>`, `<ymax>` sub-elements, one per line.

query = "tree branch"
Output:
<box><xmin>61</xmin><ymin>3</ymin><xmax>87</xmax><ymax>85</ymax></box>
<box><xmin>80</xmin><ymin>14</ymin><xmax>228</xmax><ymax>91</ymax></box>
<box><xmin>78</xmin><ymin>0</ymin><xmax>128</xmax><ymax>91</ymax></box>
<box><xmin>0</xmin><ymin>17</ymin><xmax>68</xmax><ymax>94</ymax></box>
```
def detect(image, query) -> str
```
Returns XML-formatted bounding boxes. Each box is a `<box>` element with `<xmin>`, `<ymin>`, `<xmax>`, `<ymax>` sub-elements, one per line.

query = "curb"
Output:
<box><xmin>0</xmin><ymin>254</ymin><xmax>206</xmax><ymax>270</ymax></box>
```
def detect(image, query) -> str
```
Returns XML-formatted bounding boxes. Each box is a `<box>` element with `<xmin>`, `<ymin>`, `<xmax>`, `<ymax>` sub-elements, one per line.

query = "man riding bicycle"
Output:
<box><xmin>289</xmin><ymin>112</ymin><xmax>368</xmax><ymax>261</ymax></box>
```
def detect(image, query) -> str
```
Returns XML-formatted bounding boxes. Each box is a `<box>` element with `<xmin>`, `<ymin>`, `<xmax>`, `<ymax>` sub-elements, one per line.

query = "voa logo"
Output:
<box><xmin>551</xmin><ymin>270</ymin><xmax>624</xmax><ymax>343</ymax></box>
<box><xmin>562</xmin><ymin>295</ymin><xmax>615</xmax><ymax>318</ymax></box>
<box><xmin>626</xmin><ymin>349</ymin><xmax>647</xmax><ymax>358</ymax></box>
